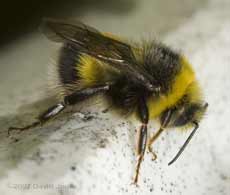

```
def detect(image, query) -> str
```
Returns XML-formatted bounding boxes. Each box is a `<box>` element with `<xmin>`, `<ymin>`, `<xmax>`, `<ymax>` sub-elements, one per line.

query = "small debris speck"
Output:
<box><xmin>71</xmin><ymin>166</ymin><xmax>76</xmax><ymax>171</ymax></box>
<box><xmin>69</xmin><ymin>183</ymin><xmax>76</xmax><ymax>188</ymax></box>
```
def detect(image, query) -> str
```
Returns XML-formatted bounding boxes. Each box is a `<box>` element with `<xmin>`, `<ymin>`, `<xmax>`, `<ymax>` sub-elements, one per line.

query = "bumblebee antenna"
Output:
<box><xmin>168</xmin><ymin>122</ymin><xmax>199</xmax><ymax>166</ymax></box>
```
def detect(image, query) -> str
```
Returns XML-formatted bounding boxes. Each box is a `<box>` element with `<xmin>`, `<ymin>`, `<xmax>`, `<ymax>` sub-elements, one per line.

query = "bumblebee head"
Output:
<box><xmin>162</xmin><ymin>99</ymin><xmax>208</xmax><ymax>129</ymax></box>
<box><xmin>161</xmin><ymin>81</ymin><xmax>208</xmax><ymax>129</ymax></box>
<box><xmin>160</xmin><ymin>81</ymin><xmax>208</xmax><ymax>165</ymax></box>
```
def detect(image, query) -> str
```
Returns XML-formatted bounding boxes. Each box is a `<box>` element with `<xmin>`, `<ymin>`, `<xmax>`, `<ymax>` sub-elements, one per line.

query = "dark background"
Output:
<box><xmin>0</xmin><ymin>0</ymin><xmax>136</xmax><ymax>46</ymax></box>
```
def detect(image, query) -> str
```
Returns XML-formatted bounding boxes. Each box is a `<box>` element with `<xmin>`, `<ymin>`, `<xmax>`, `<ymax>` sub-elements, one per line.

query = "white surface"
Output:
<box><xmin>0</xmin><ymin>0</ymin><xmax>230</xmax><ymax>194</ymax></box>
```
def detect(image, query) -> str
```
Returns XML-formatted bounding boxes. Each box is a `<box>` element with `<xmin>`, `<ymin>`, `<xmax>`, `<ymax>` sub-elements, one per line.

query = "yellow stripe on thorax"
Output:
<box><xmin>148</xmin><ymin>57</ymin><xmax>195</xmax><ymax>119</ymax></box>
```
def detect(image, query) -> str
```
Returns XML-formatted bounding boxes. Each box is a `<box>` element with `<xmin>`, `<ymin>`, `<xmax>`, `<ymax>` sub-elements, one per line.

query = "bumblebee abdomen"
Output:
<box><xmin>77</xmin><ymin>54</ymin><xmax>110</xmax><ymax>87</ymax></box>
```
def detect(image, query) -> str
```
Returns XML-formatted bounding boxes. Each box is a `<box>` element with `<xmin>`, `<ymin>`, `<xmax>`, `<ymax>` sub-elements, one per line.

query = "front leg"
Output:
<box><xmin>133</xmin><ymin>96</ymin><xmax>149</xmax><ymax>185</ymax></box>
<box><xmin>147</xmin><ymin>127</ymin><xmax>164</xmax><ymax>161</ymax></box>
<box><xmin>147</xmin><ymin>109</ymin><xmax>173</xmax><ymax>160</ymax></box>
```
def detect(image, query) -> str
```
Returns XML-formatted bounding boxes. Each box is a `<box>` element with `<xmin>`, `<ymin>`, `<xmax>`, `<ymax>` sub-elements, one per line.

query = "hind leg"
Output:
<box><xmin>8</xmin><ymin>85</ymin><xmax>109</xmax><ymax>135</ymax></box>
<box><xmin>8</xmin><ymin>103</ymin><xmax>66</xmax><ymax>135</ymax></box>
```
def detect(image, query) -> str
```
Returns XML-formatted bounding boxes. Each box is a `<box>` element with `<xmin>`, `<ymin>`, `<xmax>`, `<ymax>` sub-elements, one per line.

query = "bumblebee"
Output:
<box><xmin>9</xmin><ymin>19</ymin><xmax>208</xmax><ymax>184</ymax></box>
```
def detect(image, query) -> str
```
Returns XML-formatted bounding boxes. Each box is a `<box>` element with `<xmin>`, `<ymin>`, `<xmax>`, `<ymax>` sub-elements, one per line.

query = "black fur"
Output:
<box><xmin>143</xmin><ymin>42</ymin><xmax>181</xmax><ymax>93</ymax></box>
<box><xmin>106</xmin><ymin>74</ymin><xmax>151</xmax><ymax>114</ymax></box>
<box><xmin>58</xmin><ymin>43</ymin><xmax>81</xmax><ymax>85</ymax></box>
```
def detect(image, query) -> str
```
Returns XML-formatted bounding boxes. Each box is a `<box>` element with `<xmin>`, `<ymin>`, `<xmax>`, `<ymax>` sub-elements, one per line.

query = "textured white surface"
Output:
<box><xmin>0</xmin><ymin>0</ymin><xmax>230</xmax><ymax>194</ymax></box>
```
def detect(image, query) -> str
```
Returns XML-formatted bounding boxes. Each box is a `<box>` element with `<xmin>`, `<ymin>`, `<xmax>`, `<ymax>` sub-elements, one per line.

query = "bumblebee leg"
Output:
<box><xmin>133</xmin><ymin>124</ymin><xmax>148</xmax><ymax>185</ymax></box>
<box><xmin>133</xmin><ymin>97</ymin><xmax>149</xmax><ymax>185</ymax></box>
<box><xmin>8</xmin><ymin>103</ymin><xmax>66</xmax><ymax>135</ymax></box>
<box><xmin>148</xmin><ymin>109</ymin><xmax>173</xmax><ymax>160</ymax></box>
<box><xmin>63</xmin><ymin>85</ymin><xmax>109</xmax><ymax>105</ymax></box>
<box><xmin>147</xmin><ymin>127</ymin><xmax>164</xmax><ymax>161</ymax></box>
<box><xmin>8</xmin><ymin>85</ymin><xmax>110</xmax><ymax>135</ymax></box>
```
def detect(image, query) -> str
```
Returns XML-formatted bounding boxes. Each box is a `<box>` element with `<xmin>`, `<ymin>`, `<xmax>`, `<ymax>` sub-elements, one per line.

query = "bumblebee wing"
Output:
<box><xmin>41</xmin><ymin>18</ymin><xmax>154</xmax><ymax>91</ymax></box>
